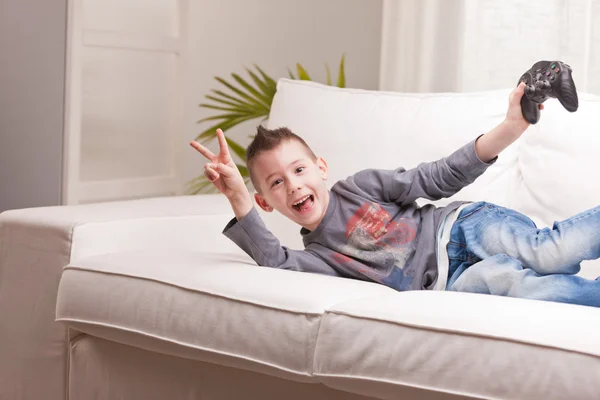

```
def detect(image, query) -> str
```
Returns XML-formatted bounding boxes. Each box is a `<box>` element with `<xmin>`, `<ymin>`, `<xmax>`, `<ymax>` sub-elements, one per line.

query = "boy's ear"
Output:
<box><xmin>317</xmin><ymin>157</ymin><xmax>328</xmax><ymax>180</ymax></box>
<box><xmin>254</xmin><ymin>193</ymin><xmax>273</xmax><ymax>212</ymax></box>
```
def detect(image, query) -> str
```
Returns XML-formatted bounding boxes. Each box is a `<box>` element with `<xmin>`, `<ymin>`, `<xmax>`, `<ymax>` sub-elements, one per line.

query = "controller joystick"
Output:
<box><xmin>517</xmin><ymin>60</ymin><xmax>579</xmax><ymax>124</ymax></box>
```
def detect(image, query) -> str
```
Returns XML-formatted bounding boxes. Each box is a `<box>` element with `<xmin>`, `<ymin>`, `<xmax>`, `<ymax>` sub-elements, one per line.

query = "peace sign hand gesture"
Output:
<box><xmin>190</xmin><ymin>129</ymin><xmax>248</xmax><ymax>202</ymax></box>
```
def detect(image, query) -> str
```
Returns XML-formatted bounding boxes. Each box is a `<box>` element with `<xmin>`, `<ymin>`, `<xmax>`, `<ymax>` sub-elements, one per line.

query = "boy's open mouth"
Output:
<box><xmin>292</xmin><ymin>195</ymin><xmax>314</xmax><ymax>212</ymax></box>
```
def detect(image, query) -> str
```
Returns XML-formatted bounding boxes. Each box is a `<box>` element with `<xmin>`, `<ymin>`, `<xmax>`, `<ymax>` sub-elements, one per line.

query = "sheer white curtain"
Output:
<box><xmin>380</xmin><ymin>0</ymin><xmax>600</xmax><ymax>94</ymax></box>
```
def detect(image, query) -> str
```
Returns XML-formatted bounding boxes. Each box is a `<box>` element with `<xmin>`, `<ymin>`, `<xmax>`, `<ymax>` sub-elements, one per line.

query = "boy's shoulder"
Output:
<box><xmin>332</xmin><ymin>168</ymin><xmax>394</xmax><ymax>198</ymax></box>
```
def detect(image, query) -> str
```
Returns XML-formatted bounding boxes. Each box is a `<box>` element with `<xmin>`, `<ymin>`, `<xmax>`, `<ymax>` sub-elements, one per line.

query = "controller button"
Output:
<box><xmin>550</xmin><ymin>75</ymin><xmax>555</xmax><ymax>81</ymax></box>
<box><xmin>554</xmin><ymin>67</ymin><xmax>560</xmax><ymax>72</ymax></box>
<box><xmin>551</xmin><ymin>63</ymin><xmax>556</xmax><ymax>69</ymax></box>
<box><xmin>546</xmin><ymin>71</ymin><xmax>551</xmax><ymax>76</ymax></box>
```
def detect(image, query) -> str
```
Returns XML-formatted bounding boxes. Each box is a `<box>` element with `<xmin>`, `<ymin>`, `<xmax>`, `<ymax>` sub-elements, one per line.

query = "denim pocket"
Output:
<box><xmin>455</xmin><ymin>201</ymin><xmax>489</xmax><ymax>222</ymax></box>
<box><xmin>500</xmin><ymin>207</ymin><xmax>538</xmax><ymax>228</ymax></box>
<box><xmin>447</xmin><ymin>241</ymin><xmax>467</xmax><ymax>262</ymax></box>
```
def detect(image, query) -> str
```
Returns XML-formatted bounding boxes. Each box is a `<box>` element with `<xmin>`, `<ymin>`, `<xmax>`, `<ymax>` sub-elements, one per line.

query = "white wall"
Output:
<box><xmin>1</xmin><ymin>0</ymin><xmax>383</xmax><ymax>208</ymax></box>
<box><xmin>380</xmin><ymin>0</ymin><xmax>600</xmax><ymax>94</ymax></box>
<box><xmin>75</xmin><ymin>0</ymin><xmax>182</xmax><ymax>204</ymax></box>
<box><xmin>0</xmin><ymin>0</ymin><xmax>67</xmax><ymax>212</ymax></box>
<box><xmin>181</xmin><ymin>0</ymin><xmax>383</xmax><ymax>191</ymax></box>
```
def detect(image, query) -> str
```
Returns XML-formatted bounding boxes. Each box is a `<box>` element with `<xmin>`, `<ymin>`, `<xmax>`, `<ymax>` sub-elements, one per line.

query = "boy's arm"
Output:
<box><xmin>223</xmin><ymin>207</ymin><xmax>341</xmax><ymax>276</ymax></box>
<box><xmin>346</xmin><ymin>83</ymin><xmax>537</xmax><ymax>205</ymax></box>
<box><xmin>191</xmin><ymin>129</ymin><xmax>339</xmax><ymax>276</ymax></box>
<box><xmin>228</xmin><ymin>193</ymin><xmax>254</xmax><ymax>221</ymax></box>
<box><xmin>190</xmin><ymin>128</ymin><xmax>255</xmax><ymax>219</ymax></box>
<box><xmin>475</xmin><ymin>82</ymin><xmax>535</xmax><ymax>162</ymax></box>
<box><xmin>348</xmin><ymin>137</ymin><xmax>494</xmax><ymax>205</ymax></box>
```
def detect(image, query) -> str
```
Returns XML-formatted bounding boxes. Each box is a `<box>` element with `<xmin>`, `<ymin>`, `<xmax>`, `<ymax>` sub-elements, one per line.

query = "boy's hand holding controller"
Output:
<box><xmin>474</xmin><ymin>82</ymin><xmax>544</xmax><ymax>163</ymax></box>
<box><xmin>190</xmin><ymin>128</ymin><xmax>254</xmax><ymax>220</ymax></box>
<box><xmin>505</xmin><ymin>81</ymin><xmax>544</xmax><ymax>133</ymax></box>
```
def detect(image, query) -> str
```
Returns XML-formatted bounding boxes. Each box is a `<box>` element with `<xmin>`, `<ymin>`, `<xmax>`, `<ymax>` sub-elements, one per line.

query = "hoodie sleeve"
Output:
<box><xmin>222</xmin><ymin>207</ymin><xmax>341</xmax><ymax>276</ymax></box>
<box><xmin>347</xmin><ymin>137</ymin><xmax>495</xmax><ymax>205</ymax></box>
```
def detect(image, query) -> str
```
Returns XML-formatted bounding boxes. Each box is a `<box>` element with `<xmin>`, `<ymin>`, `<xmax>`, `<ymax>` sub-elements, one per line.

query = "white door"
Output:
<box><xmin>63</xmin><ymin>0</ymin><xmax>188</xmax><ymax>204</ymax></box>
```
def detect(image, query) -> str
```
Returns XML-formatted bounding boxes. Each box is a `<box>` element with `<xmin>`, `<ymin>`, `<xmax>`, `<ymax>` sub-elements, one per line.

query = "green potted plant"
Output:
<box><xmin>186</xmin><ymin>54</ymin><xmax>346</xmax><ymax>194</ymax></box>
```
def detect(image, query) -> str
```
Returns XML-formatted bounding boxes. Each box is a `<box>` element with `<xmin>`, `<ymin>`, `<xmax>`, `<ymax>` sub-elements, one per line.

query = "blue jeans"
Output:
<box><xmin>445</xmin><ymin>201</ymin><xmax>600</xmax><ymax>307</ymax></box>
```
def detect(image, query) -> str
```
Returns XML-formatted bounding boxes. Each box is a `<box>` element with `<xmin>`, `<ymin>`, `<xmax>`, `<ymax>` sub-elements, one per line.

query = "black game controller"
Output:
<box><xmin>518</xmin><ymin>60</ymin><xmax>579</xmax><ymax>124</ymax></box>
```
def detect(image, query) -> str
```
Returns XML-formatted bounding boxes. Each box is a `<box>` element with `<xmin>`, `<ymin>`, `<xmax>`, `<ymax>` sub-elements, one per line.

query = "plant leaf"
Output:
<box><xmin>198</xmin><ymin>112</ymin><xmax>259</xmax><ymax>123</ymax></box>
<box><xmin>325</xmin><ymin>63</ymin><xmax>332</xmax><ymax>86</ymax></box>
<box><xmin>184</xmin><ymin>163</ymin><xmax>250</xmax><ymax>195</ymax></box>
<box><xmin>225</xmin><ymin>137</ymin><xmax>247</xmax><ymax>162</ymax></box>
<box><xmin>196</xmin><ymin>107</ymin><xmax>268</xmax><ymax>127</ymax></box>
<box><xmin>236</xmin><ymin>163</ymin><xmax>249</xmax><ymax>177</ymax></box>
<box><xmin>288</xmin><ymin>68</ymin><xmax>296</xmax><ymax>79</ymax></box>
<box><xmin>209</xmin><ymin>90</ymin><xmax>265</xmax><ymax>111</ymax></box>
<box><xmin>215</xmin><ymin>76</ymin><xmax>269</xmax><ymax>110</ymax></box>
<box><xmin>245</xmin><ymin>67</ymin><xmax>276</xmax><ymax>99</ymax></box>
<box><xmin>296</xmin><ymin>63</ymin><xmax>311</xmax><ymax>80</ymax></box>
<box><xmin>185</xmin><ymin>174</ymin><xmax>210</xmax><ymax>186</ymax></box>
<box><xmin>196</xmin><ymin>115</ymin><xmax>260</xmax><ymax>143</ymax></box>
<box><xmin>185</xmin><ymin>177</ymin><xmax>216</xmax><ymax>195</ymax></box>
<box><xmin>199</xmin><ymin>103</ymin><xmax>259</xmax><ymax>114</ymax></box>
<box><xmin>231</xmin><ymin>73</ymin><xmax>271</xmax><ymax>107</ymax></box>
<box><xmin>253</xmin><ymin>64</ymin><xmax>277</xmax><ymax>90</ymax></box>
<box><xmin>253</xmin><ymin>65</ymin><xmax>277</xmax><ymax>102</ymax></box>
<box><xmin>337</xmin><ymin>53</ymin><xmax>346</xmax><ymax>88</ymax></box>
<box><xmin>204</xmin><ymin>94</ymin><xmax>249</xmax><ymax>110</ymax></box>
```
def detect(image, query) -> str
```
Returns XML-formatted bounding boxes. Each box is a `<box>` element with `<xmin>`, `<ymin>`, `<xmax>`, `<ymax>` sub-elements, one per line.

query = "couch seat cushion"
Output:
<box><xmin>314</xmin><ymin>290</ymin><xmax>600</xmax><ymax>400</ymax></box>
<box><xmin>55</xmin><ymin>249</ymin><xmax>393</xmax><ymax>382</ymax></box>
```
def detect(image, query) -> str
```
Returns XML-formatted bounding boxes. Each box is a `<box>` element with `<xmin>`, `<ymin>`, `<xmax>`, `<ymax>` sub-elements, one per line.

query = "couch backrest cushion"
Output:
<box><xmin>266</xmin><ymin>80</ymin><xmax>600</xmax><ymax>278</ymax></box>
<box><xmin>268</xmin><ymin>80</ymin><xmax>517</xmax><ymax>206</ymax></box>
<box><xmin>514</xmin><ymin>94</ymin><xmax>600</xmax><ymax>228</ymax></box>
<box><xmin>265</xmin><ymin>80</ymin><xmax>519</xmax><ymax>248</ymax></box>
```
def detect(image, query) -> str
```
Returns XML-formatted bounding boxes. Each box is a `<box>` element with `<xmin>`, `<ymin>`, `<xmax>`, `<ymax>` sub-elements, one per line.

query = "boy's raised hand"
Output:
<box><xmin>505</xmin><ymin>82</ymin><xmax>544</xmax><ymax>134</ymax></box>
<box><xmin>190</xmin><ymin>129</ymin><xmax>248</xmax><ymax>201</ymax></box>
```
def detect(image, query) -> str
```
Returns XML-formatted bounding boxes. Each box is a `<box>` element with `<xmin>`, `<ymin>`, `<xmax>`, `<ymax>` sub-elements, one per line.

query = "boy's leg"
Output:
<box><xmin>452</xmin><ymin>202</ymin><xmax>600</xmax><ymax>275</ymax></box>
<box><xmin>446</xmin><ymin>254</ymin><xmax>600</xmax><ymax>308</ymax></box>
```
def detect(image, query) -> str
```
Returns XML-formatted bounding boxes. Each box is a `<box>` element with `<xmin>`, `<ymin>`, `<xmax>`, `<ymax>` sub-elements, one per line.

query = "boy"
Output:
<box><xmin>190</xmin><ymin>82</ymin><xmax>600</xmax><ymax>308</ymax></box>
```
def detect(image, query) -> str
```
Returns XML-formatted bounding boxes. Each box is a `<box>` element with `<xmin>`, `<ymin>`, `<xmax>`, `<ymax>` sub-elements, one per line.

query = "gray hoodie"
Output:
<box><xmin>223</xmin><ymin>138</ymin><xmax>495</xmax><ymax>290</ymax></box>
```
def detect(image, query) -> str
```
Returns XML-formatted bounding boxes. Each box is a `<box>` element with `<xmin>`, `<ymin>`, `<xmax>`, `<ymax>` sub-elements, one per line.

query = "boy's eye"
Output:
<box><xmin>271</xmin><ymin>179</ymin><xmax>282</xmax><ymax>187</ymax></box>
<box><xmin>296</xmin><ymin>167</ymin><xmax>305</xmax><ymax>173</ymax></box>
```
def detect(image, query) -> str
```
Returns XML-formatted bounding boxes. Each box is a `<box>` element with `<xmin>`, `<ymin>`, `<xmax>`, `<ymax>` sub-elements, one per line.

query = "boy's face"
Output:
<box><xmin>253</xmin><ymin>140</ymin><xmax>329</xmax><ymax>232</ymax></box>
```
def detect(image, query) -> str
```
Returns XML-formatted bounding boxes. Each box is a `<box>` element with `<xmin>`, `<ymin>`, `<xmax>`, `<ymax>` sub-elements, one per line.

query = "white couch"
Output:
<box><xmin>2</xmin><ymin>79</ymin><xmax>600</xmax><ymax>400</ymax></box>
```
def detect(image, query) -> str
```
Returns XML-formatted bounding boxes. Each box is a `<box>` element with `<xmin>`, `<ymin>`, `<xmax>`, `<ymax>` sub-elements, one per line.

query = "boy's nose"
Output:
<box><xmin>287</xmin><ymin>181</ymin><xmax>301</xmax><ymax>194</ymax></box>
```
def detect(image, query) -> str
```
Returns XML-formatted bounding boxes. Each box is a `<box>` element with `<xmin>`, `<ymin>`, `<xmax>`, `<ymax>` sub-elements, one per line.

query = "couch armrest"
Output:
<box><xmin>2</xmin><ymin>194</ymin><xmax>238</xmax><ymax>258</ymax></box>
<box><xmin>0</xmin><ymin>194</ymin><xmax>236</xmax><ymax>400</ymax></box>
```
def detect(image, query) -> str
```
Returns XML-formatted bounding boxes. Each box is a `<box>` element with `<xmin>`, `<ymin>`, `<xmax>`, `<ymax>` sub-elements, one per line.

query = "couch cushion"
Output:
<box><xmin>55</xmin><ymin>249</ymin><xmax>393</xmax><ymax>383</ymax></box>
<box><xmin>267</xmin><ymin>79</ymin><xmax>520</xmax><ymax>208</ymax></box>
<box><xmin>514</xmin><ymin>92</ymin><xmax>600</xmax><ymax>227</ymax></box>
<box><xmin>314</xmin><ymin>290</ymin><xmax>600</xmax><ymax>400</ymax></box>
<box><xmin>265</xmin><ymin>79</ymin><xmax>525</xmax><ymax>252</ymax></box>
<box><xmin>267</xmin><ymin>79</ymin><xmax>600</xmax><ymax>278</ymax></box>
<box><xmin>514</xmin><ymin>93</ymin><xmax>600</xmax><ymax>279</ymax></box>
